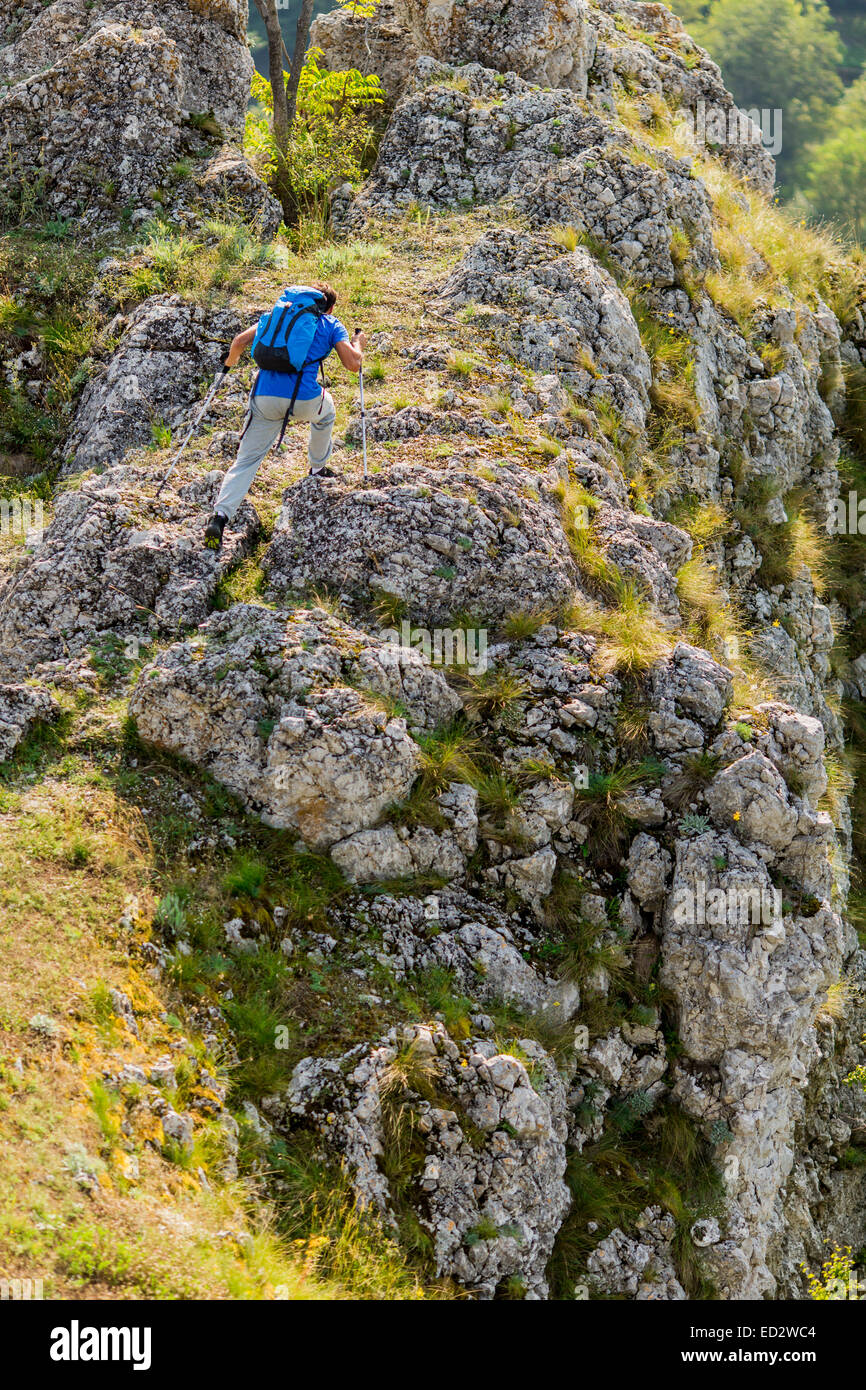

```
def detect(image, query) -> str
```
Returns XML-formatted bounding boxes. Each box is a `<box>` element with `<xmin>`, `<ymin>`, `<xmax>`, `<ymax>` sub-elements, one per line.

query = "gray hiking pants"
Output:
<box><xmin>215</xmin><ymin>390</ymin><xmax>336</xmax><ymax>520</ymax></box>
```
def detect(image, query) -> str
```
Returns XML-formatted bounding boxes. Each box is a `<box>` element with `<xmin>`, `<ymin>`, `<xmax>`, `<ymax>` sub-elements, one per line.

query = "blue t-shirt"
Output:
<box><xmin>254</xmin><ymin>314</ymin><xmax>350</xmax><ymax>401</ymax></box>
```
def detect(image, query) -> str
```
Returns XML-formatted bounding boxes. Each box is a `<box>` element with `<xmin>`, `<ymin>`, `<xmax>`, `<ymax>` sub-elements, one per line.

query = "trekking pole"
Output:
<box><xmin>155</xmin><ymin>362</ymin><xmax>230</xmax><ymax>498</ymax></box>
<box><xmin>355</xmin><ymin>327</ymin><xmax>368</xmax><ymax>480</ymax></box>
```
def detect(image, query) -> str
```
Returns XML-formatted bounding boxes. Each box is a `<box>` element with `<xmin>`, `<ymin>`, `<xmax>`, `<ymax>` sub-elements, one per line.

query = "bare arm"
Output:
<box><xmin>335</xmin><ymin>330</ymin><xmax>368</xmax><ymax>374</ymax></box>
<box><xmin>224</xmin><ymin>326</ymin><xmax>257</xmax><ymax>369</ymax></box>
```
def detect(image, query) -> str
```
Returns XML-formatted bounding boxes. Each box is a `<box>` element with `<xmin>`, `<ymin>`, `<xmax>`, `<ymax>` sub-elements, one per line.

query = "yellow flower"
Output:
<box><xmin>733</xmin><ymin>811</ymin><xmax>741</xmax><ymax>822</ymax></box>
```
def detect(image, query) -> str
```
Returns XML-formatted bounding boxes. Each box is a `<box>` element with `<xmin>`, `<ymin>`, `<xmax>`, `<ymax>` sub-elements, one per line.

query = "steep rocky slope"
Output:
<box><xmin>2</xmin><ymin>0</ymin><xmax>866</xmax><ymax>1301</ymax></box>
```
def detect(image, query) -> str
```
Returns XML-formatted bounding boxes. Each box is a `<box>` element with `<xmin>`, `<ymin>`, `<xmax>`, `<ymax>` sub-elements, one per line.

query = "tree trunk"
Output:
<box><xmin>253</xmin><ymin>0</ymin><xmax>291</xmax><ymax>212</ymax></box>
<box><xmin>286</xmin><ymin>0</ymin><xmax>316</xmax><ymax>132</ymax></box>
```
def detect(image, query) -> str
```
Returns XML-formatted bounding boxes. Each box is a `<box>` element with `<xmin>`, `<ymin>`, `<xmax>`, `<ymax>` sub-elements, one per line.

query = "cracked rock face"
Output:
<box><xmin>0</xmin><ymin>22</ymin><xmax>184</xmax><ymax>221</ymax></box>
<box><xmin>402</xmin><ymin>0</ymin><xmax>597</xmax><ymax>94</ymax></box>
<box><xmin>1</xmin><ymin>0</ymin><xmax>863</xmax><ymax>1308</ymax></box>
<box><xmin>0</xmin><ymin>0</ymin><xmax>252</xmax><ymax>134</ymax></box>
<box><xmin>0</xmin><ymin>684</ymin><xmax>59</xmax><ymax>762</ymax></box>
<box><xmin>330</xmin><ymin>784</ymin><xmax>477</xmax><ymax>885</ymax></box>
<box><xmin>64</xmin><ymin>296</ymin><xmax>240</xmax><ymax>477</ymax></box>
<box><xmin>588</xmin><ymin>1206</ymin><xmax>686</xmax><ymax>1300</ymax></box>
<box><xmin>275</xmin><ymin>1021</ymin><xmax>572</xmax><ymax>1298</ymax></box>
<box><xmin>311</xmin><ymin>0</ymin><xmax>420</xmax><ymax>106</ymax></box>
<box><xmin>129</xmin><ymin>604</ymin><xmax>462</xmax><ymax>849</ymax></box>
<box><xmin>331</xmin><ymin>887</ymin><xmax>579</xmax><ymax>1017</ymax></box>
<box><xmin>314</xmin><ymin>0</ymin><xmax>773</xmax><ymax>190</ymax></box>
<box><xmin>662</xmin><ymin>825</ymin><xmax>850</xmax><ymax>1297</ymax></box>
<box><xmin>0</xmin><ymin>2</ymin><xmax>263</xmax><ymax>227</ymax></box>
<box><xmin>264</xmin><ymin>462</ymin><xmax>584</xmax><ymax>626</ymax></box>
<box><xmin>0</xmin><ymin>467</ymin><xmax>259</xmax><ymax>679</ymax></box>
<box><xmin>436</xmin><ymin>229</ymin><xmax>652</xmax><ymax>428</ymax></box>
<box><xmin>349</xmin><ymin>58</ymin><xmax>714</xmax><ymax>295</ymax></box>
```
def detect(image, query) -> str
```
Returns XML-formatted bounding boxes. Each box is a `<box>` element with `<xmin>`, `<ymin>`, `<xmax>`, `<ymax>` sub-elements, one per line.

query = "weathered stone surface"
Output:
<box><xmin>627</xmin><ymin>833</ymin><xmax>671</xmax><ymax>909</ymax></box>
<box><xmin>0</xmin><ymin>22</ymin><xmax>184</xmax><ymax>222</ymax></box>
<box><xmin>0</xmin><ymin>684</ymin><xmax>59</xmax><ymax>762</ymax></box>
<box><xmin>1</xmin><ymin>0</ymin><xmax>862</xmax><ymax>1311</ymax></box>
<box><xmin>129</xmin><ymin>604</ymin><xmax>460</xmax><ymax>849</ymax></box>
<box><xmin>402</xmin><ymin>0</ymin><xmax>597</xmax><ymax>93</ymax></box>
<box><xmin>588</xmin><ymin>1206</ymin><xmax>686</xmax><ymax>1300</ymax></box>
<box><xmin>311</xmin><ymin>0</ymin><xmax>419</xmax><ymax>105</ymax></box>
<box><xmin>436</xmin><ymin>229</ymin><xmax>651</xmax><ymax>428</ymax></box>
<box><xmin>661</xmin><ymin>827</ymin><xmax>847</xmax><ymax>1296</ymax></box>
<box><xmin>349</xmin><ymin>59</ymin><xmax>716</xmax><ymax>296</ymax></box>
<box><xmin>0</xmin><ymin>2</ymin><xmax>260</xmax><ymax>227</ymax></box>
<box><xmin>0</xmin><ymin>467</ymin><xmax>259</xmax><ymax>679</ymax></box>
<box><xmin>330</xmin><ymin>785</ymin><xmax>475</xmax><ymax>885</ymax></box>
<box><xmin>0</xmin><ymin>0</ymin><xmax>252</xmax><ymax>133</ymax></box>
<box><xmin>264</xmin><ymin>463</ymin><xmax>584</xmax><ymax>626</ymax></box>
<box><xmin>331</xmin><ymin>886</ymin><xmax>579</xmax><ymax>1017</ymax></box>
<box><xmin>315</xmin><ymin>0</ymin><xmax>773</xmax><ymax>190</ymax></box>
<box><xmin>64</xmin><ymin>296</ymin><xmax>240</xmax><ymax>476</ymax></box>
<box><xmin>705</xmin><ymin>750</ymin><xmax>800</xmax><ymax>856</ymax></box>
<box><xmin>278</xmin><ymin>1021</ymin><xmax>572</xmax><ymax>1298</ymax></box>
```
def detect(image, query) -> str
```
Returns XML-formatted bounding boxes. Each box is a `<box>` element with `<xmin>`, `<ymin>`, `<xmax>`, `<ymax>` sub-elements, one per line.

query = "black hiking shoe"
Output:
<box><xmin>309</xmin><ymin>466</ymin><xmax>338</xmax><ymax>479</ymax></box>
<box><xmin>204</xmin><ymin>511</ymin><xmax>227</xmax><ymax>549</ymax></box>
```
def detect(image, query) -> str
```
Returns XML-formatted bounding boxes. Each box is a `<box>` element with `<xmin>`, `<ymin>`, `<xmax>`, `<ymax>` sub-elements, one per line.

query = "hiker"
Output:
<box><xmin>204</xmin><ymin>281</ymin><xmax>366</xmax><ymax>548</ymax></box>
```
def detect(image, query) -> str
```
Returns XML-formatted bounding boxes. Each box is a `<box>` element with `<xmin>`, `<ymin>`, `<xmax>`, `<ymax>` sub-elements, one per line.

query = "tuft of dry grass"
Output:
<box><xmin>563</xmin><ymin>586</ymin><xmax>672</xmax><ymax>676</ymax></box>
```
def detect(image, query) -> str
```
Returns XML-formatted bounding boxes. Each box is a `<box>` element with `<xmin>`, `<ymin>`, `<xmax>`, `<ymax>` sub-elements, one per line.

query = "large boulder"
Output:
<box><xmin>312</xmin><ymin>0</ymin><xmax>774</xmax><ymax>192</ymax></box>
<box><xmin>129</xmin><ymin>603</ymin><xmax>462</xmax><ymax>849</ymax></box>
<box><xmin>0</xmin><ymin>0</ymin><xmax>252</xmax><ymax>136</ymax></box>
<box><xmin>63</xmin><ymin>296</ymin><xmax>240</xmax><ymax>477</ymax></box>
<box><xmin>310</xmin><ymin>0</ymin><xmax>419</xmax><ymax>106</ymax></box>
<box><xmin>0</xmin><ymin>22</ymin><xmax>184</xmax><ymax>221</ymax></box>
<box><xmin>401</xmin><ymin>0</ymin><xmax>597</xmax><ymax>94</ymax></box>
<box><xmin>264</xmin><ymin>463</ymin><xmax>583</xmax><ymax>626</ymax></box>
<box><xmin>704</xmin><ymin>750</ymin><xmax>800</xmax><ymax>856</ymax></box>
<box><xmin>0</xmin><ymin>466</ymin><xmax>259</xmax><ymax>679</ymax></box>
<box><xmin>348</xmin><ymin>59</ymin><xmax>716</xmax><ymax>289</ymax></box>
<box><xmin>0</xmin><ymin>2</ymin><xmax>260</xmax><ymax>226</ymax></box>
<box><xmin>436</xmin><ymin>229</ymin><xmax>652</xmax><ymax>429</ymax></box>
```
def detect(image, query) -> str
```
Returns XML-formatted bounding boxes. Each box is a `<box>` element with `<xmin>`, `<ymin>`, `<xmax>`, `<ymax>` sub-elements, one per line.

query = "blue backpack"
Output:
<box><xmin>252</xmin><ymin>285</ymin><xmax>328</xmax><ymax>411</ymax></box>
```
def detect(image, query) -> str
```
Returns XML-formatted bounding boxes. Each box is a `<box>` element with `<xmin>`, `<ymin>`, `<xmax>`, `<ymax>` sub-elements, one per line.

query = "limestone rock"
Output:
<box><xmin>0</xmin><ymin>2</ymin><xmax>259</xmax><ymax>226</ymax></box>
<box><xmin>437</xmin><ymin>229</ymin><xmax>651</xmax><ymax>428</ymax></box>
<box><xmin>129</xmin><ymin>603</ymin><xmax>466</xmax><ymax>848</ymax></box>
<box><xmin>402</xmin><ymin>0</ymin><xmax>597</xmax><ymax>94</ymax></box>
<box><xmin>0</xmin><ymin>684</ymin><xmax>59</xmax><ymax>762</ymax></box>
<box><xmin>588</xmin><ymin>1206</ymin><xmax>686</xmax><ymax>1300</ymax></box>
<box><xmin>281</xmin><ymin>1022</ymin><xmax>571</xmax><ymax>1298</ymax></box>
<box><xmin>264</xmin><ymin>463</ymin><xmax>584</xmax><ymax>626</ymax></box>
<box><xmin>64</xmin><ymin>296</ymin><xmax>240</xmax><ymax>476</ymax></box>
<box><xmin>0</xmin><ymin>467</ymin><xmax>259</xmax><ymax>679</ymax></box>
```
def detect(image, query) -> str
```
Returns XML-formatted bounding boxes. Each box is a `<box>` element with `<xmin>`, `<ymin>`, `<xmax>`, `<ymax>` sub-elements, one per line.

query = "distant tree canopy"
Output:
<box><xmin>674</xmin><ymin>0</ymin><xmax>865</xmax><ymax>240</ymax></box>
<box><xmin>804</xmin><ymin>76</ymin><xmax>866</xmax><ymax>241</ymax></box>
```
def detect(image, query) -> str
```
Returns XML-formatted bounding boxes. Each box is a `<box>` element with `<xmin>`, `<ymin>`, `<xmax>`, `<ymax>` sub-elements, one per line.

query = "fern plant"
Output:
<box><xmin>245</xmin><ymin>49</ymin><xmax>384</xmax><ymax>223</ymax></box>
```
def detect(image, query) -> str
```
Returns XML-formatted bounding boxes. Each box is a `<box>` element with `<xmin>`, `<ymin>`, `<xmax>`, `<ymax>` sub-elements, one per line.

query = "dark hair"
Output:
<box><xmin>313</xmin><ymin>281</ymin><xmax>337</xmax><ymax>312</ymax></box>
